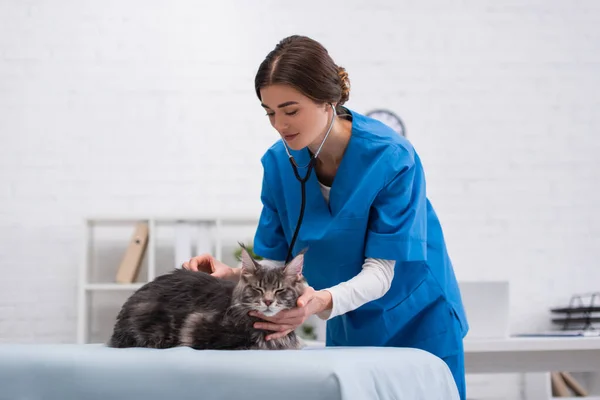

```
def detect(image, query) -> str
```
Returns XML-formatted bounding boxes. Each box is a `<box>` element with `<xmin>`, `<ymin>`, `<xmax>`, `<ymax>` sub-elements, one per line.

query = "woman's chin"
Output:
<box><xmin>282</xmin><ymin>134</ymin><xmax>305</xmax><ymax>150</ymax></box>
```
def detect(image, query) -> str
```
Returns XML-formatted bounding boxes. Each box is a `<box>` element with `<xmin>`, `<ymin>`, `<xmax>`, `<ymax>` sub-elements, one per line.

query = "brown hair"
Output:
<box><xmin>254</xmin><ymin>35</ymin><xmax>350</xmax><ymax>113</ymax></box>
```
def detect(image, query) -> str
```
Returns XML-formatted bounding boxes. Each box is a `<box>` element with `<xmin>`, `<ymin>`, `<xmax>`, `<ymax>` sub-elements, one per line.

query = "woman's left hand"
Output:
<box><xmin>250</xmin><ymin>286</ymin><xmax>332</xmax><ymax>341</ymax></box>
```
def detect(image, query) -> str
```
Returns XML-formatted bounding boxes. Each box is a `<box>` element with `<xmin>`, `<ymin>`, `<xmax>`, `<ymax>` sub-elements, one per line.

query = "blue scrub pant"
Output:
<box><xmin>440</xmin><ymin>342</ymin><xmax>466</xmax><ymax>400</ymax></box>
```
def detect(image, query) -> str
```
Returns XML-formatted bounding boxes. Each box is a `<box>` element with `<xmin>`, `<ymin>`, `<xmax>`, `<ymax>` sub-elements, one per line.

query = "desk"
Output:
<box><xmin>464</xmin><ymin>337</ymin><xmax>600</xmax><ymax>399</ymax></box>
<box><xmin>464</xmin><ymin>336</ymin><xmax>600</xmax><ymax>374</ymax></box>
<box><xmin>306</xmin><ymin>336</ymin><xmax>600</xmax><ymax>374</ymax></box>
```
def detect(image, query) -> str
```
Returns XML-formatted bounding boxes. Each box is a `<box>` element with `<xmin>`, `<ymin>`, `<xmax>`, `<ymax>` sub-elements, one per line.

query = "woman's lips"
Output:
<box><xmin>284</xmin><ymin>133</ymin><xmax>299</xmax><ymax>140</ymax></box>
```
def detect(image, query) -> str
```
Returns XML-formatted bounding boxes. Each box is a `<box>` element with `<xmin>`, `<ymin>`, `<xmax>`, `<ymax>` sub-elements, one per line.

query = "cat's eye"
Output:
<box><xmin>252</xmin><ymin>286</ymin><xmax>264</xmax><ymax>294</ymax></box>
<box><xmin>274</xmin><ymin>288</ymin><xmax>287</xmax><ymax>295</ymax></box>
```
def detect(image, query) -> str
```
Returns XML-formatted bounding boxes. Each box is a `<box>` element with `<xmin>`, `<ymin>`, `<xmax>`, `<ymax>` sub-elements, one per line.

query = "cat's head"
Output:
<box><xmin>235</xmin><ymin>244</ymin><xmax>307</xmax><ymax>317</ymax></box>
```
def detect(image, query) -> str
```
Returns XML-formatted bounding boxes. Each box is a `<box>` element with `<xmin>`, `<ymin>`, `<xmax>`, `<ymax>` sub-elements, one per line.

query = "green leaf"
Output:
<box><xmin>233</xmin><ymin>243</ymin><xmax>263</xmax><ymax>261</ymax></box>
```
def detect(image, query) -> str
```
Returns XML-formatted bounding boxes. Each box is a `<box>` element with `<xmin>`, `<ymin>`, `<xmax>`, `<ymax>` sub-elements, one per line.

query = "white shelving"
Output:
<box><xmin>525</xmin><ymin>371</ymin><xmax>600</xmax><ymax>400</ymax></box>
<box><xmin>77</xmin><ymin>215</ymin><xmax>259</xmax><ymax>344</ymax></box>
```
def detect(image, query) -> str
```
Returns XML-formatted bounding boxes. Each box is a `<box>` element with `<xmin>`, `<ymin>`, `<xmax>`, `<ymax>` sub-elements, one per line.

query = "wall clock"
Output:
<box><xmin>366</xmin><ymin>109</ymin><xmax>406</xmax><ymax>137</ymax></box>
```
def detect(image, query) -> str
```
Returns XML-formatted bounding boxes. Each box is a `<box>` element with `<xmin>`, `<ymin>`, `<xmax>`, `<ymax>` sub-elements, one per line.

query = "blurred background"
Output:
<box><xmin>1</xmin><ymin>0</ymin><xmax>599</xmax><ymax>398</ymax></box>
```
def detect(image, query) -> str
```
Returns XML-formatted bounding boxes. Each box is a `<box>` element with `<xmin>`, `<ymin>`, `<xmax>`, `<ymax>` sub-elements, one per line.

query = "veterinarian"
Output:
<box><xmin>183</xmin><ymin>35</ymin><xmax>469</xmax><ymax>400</ymax></box>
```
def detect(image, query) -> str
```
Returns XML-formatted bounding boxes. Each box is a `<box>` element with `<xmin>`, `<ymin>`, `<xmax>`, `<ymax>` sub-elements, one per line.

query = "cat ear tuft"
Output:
<box><xmin>284</xmin><ymin>251</ymin><xmax>305</xmax><ymax>277</ymax></box>
<box><xmin>239</xmin><ymin>244</ymin><xmax>257</xmax><ymax>276</ymax></box>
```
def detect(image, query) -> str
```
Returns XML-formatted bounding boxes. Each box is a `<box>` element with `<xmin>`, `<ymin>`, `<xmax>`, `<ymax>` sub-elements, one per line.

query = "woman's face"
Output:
<box><xmin>259</xmin><ymin>84</ymin><xmax>332</xmax><ymax>151</ymax></box>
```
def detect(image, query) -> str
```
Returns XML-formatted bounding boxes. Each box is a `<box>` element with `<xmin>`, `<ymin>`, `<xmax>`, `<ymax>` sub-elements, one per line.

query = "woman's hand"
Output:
<box><xmin>181</xmin><ymin>254</ymin><xmax>239</xmax><ymax>281</ymax></box>
<box><xmin>250</xmin><ymin>286</ymin><xmax>332</xmax><ymax>341</ymax></box>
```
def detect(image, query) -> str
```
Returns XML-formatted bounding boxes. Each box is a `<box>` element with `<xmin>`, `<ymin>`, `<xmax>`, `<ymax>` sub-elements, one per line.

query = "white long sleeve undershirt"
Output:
<box><xmin>314</xmin><ymin>182</ymin><xmax>395</xmax><ymax>319</ymax></box>
<box><xmin>258</xmin><ymin>257</ymin><xmax>395</xmax><ymax>320</ymax></box>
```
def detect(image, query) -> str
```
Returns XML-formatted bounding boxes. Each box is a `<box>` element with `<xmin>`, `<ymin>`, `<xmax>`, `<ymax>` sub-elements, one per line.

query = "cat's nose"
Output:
<box><xmin>264</xmin><ymin>299</ymin><xmax>273</xmax><ymax>306</ymax></box>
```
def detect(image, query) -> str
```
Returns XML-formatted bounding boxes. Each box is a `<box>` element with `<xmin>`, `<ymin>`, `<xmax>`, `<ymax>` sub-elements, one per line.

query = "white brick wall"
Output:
<box><xmin>1</xmin><ymin>0</ymin><xmax>599</xmax><ymax>397</ymax></box>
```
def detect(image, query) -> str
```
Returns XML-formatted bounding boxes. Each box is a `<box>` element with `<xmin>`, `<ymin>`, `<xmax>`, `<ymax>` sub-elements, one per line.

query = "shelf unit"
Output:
<box><xmin>525</xmin><ymin>372</ymin><xmax>600</xmax><ymax>400</ymax></box>
<box><xmin>77</xmin><ymin>215</ymin><xmax>260</xmax><ymax>344</ymax></box>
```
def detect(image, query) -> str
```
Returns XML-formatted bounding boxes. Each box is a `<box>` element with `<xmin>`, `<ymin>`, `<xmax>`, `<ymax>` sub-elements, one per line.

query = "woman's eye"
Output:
<box><xmin>265</xmin><ymin>110</ymin><xmax>297</xmax><ymax>117</ymax></box>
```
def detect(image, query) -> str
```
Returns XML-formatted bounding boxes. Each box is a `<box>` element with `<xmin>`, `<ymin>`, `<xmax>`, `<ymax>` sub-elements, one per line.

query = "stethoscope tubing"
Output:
<box><xmin>283</xmin><ymin>104</ymin><xmax>336</xmax><ymax>263</ymax></box>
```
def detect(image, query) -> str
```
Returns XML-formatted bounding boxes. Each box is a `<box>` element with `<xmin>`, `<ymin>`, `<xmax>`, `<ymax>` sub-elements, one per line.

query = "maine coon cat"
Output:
<box><xmin>108</xmin><ymin>245</ymin><xmax>307</xmax><ymax>350</ymax></box>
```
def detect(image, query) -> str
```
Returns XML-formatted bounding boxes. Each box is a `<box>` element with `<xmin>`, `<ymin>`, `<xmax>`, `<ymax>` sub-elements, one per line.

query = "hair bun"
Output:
<box><xmin>255</xmin><ymin>35</ymin><xmax>352</xmax><ymax>109</ymax></box>
<box><xmin>337</xmin><ymin>66</ymin><xmax>350</xmax><ymax>105</ymax></box>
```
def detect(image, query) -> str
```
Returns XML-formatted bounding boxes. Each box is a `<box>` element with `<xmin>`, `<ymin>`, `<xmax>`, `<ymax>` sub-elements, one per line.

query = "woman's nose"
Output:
<box><xmin>273</xmin><ymin>118</ymin><xmax>287</xmax><ymax>133</ymax></box>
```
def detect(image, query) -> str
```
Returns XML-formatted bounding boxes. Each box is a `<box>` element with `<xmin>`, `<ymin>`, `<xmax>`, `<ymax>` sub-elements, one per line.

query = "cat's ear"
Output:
<box><xmin>239</xmin><ymin>244</ymin><xmax>258</xmax><ymax>277</ymax></box>
<box><xmin>284</xmin><ymin>250</ymin><xmax>305</xmax><ymax>278</ymax></box>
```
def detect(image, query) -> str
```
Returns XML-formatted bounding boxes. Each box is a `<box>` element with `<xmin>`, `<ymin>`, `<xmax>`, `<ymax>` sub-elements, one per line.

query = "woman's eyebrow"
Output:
<box><xmin>261</xmin><ymin>101</ymin><xmax>299</xmax><ymax>109</ymax></box>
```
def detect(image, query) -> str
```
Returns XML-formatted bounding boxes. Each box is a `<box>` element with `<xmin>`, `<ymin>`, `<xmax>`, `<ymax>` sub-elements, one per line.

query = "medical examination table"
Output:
<box><xmin>0</xmin><ymin>343</ymin><xmax>460</xmax><ymax>399</ymax></box>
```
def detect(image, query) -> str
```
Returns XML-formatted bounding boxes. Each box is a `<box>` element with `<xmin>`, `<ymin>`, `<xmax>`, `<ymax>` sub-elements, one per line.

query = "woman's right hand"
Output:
<box><xmin>182</xmin><ymin>254</ymin><xmax>238</xmax><ymax>281</ymax></box>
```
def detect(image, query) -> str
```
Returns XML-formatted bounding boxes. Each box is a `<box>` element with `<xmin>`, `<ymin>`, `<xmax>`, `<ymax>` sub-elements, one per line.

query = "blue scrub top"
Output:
<box><xmin>253</xmin><ymin>108</ymin><xmax>469</xmax><ymax>359</ymax></box>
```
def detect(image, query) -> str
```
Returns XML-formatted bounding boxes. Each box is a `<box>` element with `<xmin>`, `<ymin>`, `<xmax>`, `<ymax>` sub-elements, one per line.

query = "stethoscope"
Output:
<box><xmin>282</xmin><ymin>103</ymin><xmax>336</xmax><ymax>263</ymax></box>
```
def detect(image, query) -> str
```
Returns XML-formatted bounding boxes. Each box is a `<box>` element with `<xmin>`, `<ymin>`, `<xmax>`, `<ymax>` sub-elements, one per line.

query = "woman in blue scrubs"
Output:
<box><xmin>184</xmin><ymin>35</ymin><xmax>469</xmax><ymax>400</ymax></box>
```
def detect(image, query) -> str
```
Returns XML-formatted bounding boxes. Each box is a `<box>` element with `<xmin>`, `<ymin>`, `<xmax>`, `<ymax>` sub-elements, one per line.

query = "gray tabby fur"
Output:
<box><xmin>108</xmin><ymin>244</ymin><xmax>307</xmax><ymax>350</ymax></box>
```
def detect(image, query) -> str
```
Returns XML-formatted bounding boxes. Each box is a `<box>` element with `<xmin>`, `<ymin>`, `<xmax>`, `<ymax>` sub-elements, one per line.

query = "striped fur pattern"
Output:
<box><xmin>108</xmin><ymin>245</ymin><xmax>307</xmax><ymax>350</ymax></box>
